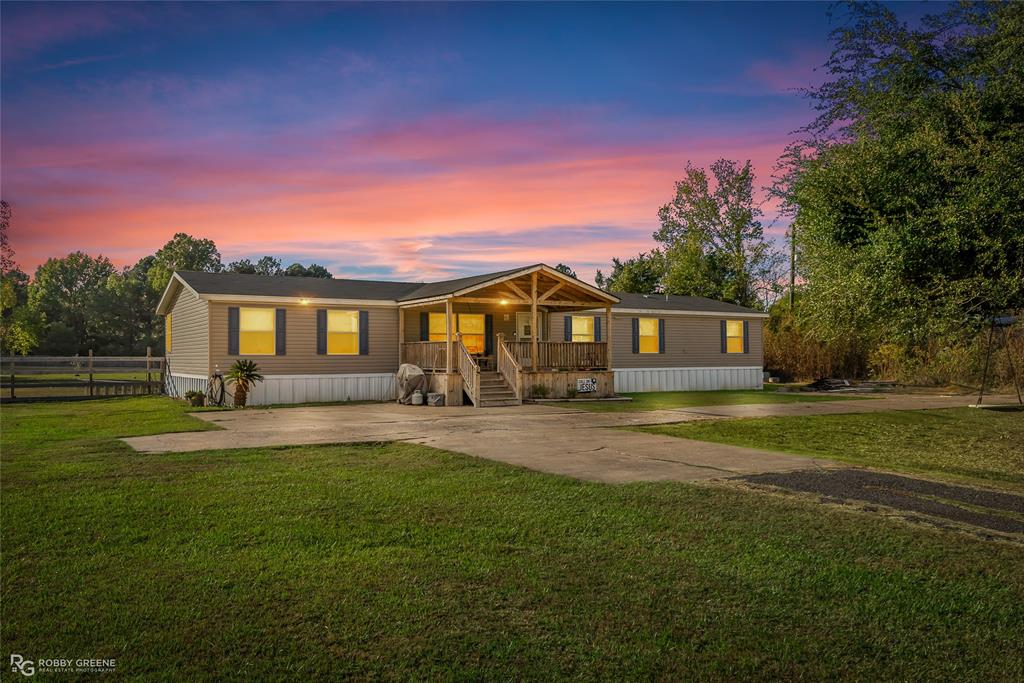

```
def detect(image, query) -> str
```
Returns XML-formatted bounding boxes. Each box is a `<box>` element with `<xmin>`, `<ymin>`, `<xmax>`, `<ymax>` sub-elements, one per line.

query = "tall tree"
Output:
<box><xmin>28</xmin><ymin>252</ymin><xmax>115</xmax><ymax>354</ymax></box>
<box><xmin>0</xmin><ymin>201</ymin><xmax>39</xmax><ymax>354</ymax></box>
<box><xmin>284</xmin><ymin>263</ymin><xmax>332</xmax><ymax>278</ymax></box>
<box><xmin>595</xmin><ymin>251</ymin><xmax>665</xmax><ymax>294</ymax></box>
<box><xmin>554</xmin><ymin>263</ymin><xmax>577</xmax><ymax>278</ymax></box>
<box><xmin>227</xmin><ymin>256</ymin><xmax>283</xmax><ymax>276</ymax></box>
<box><xmin>777</xmin><ymin>1</ymin><xmax>1024</xmax><ymax>345</ymax></box>
<box><xmin>656</xmin><ymin>160</ymin><xmax>780</xmax><ymax>308</ymax></box>
<box><xmin>148</xmin><ymin>233</ymin><xmax>222</xmax><ymax>294</ymax></box>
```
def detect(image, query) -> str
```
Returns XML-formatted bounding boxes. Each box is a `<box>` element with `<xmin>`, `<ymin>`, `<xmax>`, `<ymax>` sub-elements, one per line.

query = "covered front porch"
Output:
<box><xmin>397</xmin><ymin>265</ymin><xmax>619</xmax><ymax>406</ymax></box>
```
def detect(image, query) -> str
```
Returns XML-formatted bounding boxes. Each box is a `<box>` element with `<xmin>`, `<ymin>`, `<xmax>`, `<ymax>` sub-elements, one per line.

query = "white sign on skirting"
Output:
<box><xmin>576</xmin><ymin>377</ymin><xmax>597</xmax><ymax>393</ymax></box>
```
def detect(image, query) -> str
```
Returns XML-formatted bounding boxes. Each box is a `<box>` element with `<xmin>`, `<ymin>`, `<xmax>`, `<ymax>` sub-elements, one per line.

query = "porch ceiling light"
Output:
<box><xmin>300</xmin><ymin>298</ymin><xmax>310</xmax><ymax>305</ymax></box>
<box><xmin>500</xmin><ymin>299</ymin><xmax>508</xmax><ymax>305</ymax></box>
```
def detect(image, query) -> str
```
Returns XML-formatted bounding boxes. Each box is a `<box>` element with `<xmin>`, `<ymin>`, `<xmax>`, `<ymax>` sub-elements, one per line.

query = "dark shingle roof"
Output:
<box><xmin>172</xmin><ymin>269</ymin><xmax>759</xmax><ymax>314</ymax></box>
<box><xmin>610</xmin><ymin>291</ymin><xmax>764</xmax><ymax>315</ymax></box>
<box><xmin>398</xmin><ymin>266</ymin><xmax>535</xmax><ymax>301</ymax></box>
<box><xmin>175</xmin><ymin>271</ymin><xmax>423</xmax><ymax>300</ymax></box>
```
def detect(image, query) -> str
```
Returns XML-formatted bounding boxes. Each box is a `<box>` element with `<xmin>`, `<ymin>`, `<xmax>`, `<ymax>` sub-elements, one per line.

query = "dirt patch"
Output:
<box><xmin>741</xmin><ymin>469</ymin><xmax>1024</xmax><ymax>535</ymax></box>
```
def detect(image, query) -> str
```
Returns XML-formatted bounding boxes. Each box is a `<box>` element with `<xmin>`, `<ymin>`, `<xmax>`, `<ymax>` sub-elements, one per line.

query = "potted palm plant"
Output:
<box><xmin>225</xmin><ymin>359</ymin><xmax>264</xmax><ymax>408</ymax></box>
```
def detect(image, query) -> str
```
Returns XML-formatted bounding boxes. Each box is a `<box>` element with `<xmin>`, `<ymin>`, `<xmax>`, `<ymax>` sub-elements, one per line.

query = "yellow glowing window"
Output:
<box><xmin>428</xmin><ymin>312</ymin><xmax>447</xmax><ymax>342</ymax></box>
<box><xmin>165</xmin><ymin>314</ymin><xmax>172</xmax><ymax>353</ymax></box>
<box><xmin>726</xmin><ymin>320</ymin><xmax>745</xmax><ymax>353</ymax></box>
<box><xmin>638</xmin><ymin>317</ymin><xmax>660</xmax><ymax>353</ymax></box>
<box><xmin>571</xmin><ymin>316</ymin><xmax>594</xmax><ymax>343</ymax></box>
<box><xmin>458</xmin><ymin>314</ymin><xmax>485</xmax><ymax>354</ymax></box>
<box><xmin>239</xmin><ymin>308</ymin><xmax>275</xmax><ymax>355</ymax></box>
<box><xmin>327</xmin><ymin>310</ymin><xmax>359</xmax><ymax>355</ymax></box>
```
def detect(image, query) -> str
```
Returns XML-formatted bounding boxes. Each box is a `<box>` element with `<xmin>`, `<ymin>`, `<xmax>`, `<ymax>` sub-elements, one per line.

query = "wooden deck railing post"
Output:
<box><xmin>531</xmin><ymin>272</ymin><xmax>539</xmax><ymax>370</ymax></box>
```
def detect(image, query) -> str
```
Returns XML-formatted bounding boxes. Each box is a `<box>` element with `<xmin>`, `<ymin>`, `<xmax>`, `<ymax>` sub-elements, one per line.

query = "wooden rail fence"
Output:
<box><xmin>1</xmin><ymin>350</ymin><xmax>166</xmax><ymax>403</ymax></box>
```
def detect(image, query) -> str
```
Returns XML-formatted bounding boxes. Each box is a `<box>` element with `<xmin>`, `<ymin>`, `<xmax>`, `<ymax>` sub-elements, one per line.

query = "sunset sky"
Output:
<box><xmin>2</xmin><ymin>1</ymin><xmax>930</xmax><ymax>283</ymax></box>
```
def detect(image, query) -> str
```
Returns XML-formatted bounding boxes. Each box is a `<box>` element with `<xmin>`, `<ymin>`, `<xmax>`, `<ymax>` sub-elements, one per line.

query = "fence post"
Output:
<box><xmin>88</xmin><ymin>350</ymin><xmax>94</xmax><ymax>397</ymax></box>
<box><xmin>146</xmin><ymin>346</ymin><xmax>152</xmax><ymax>395</ymax></box>
<box><xmin>9</xmin><ymin>373</ymin><xmax>14</xmax><ymax>401</ymax></box>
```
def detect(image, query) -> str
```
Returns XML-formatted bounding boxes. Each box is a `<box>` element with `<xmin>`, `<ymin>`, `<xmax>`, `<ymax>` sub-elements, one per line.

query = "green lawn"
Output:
<box><xmin>2</xmin><ymin>398</ymin><xmax>1023</xmax><ymax>679</ymax></box>
<box><xmin>558</xmin><ymin>388</ymin><xmax>869</xmax><ymax>412</ymax></box>
<box><xmin>637</xmin><ymin>408</ymin><xmax>1024</xmax><ymax>489</ymax></box>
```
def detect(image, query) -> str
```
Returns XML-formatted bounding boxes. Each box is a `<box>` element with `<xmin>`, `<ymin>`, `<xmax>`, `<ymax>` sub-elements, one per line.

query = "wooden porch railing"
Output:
<box><xmin>455</xmin><ymin>336</ymin><xmax>480</xmax><ymax>406</ymax></box>
<box><xmin>504</xmin><ymin>341</ymin><xmax>608</xmax><ymax>370</ymax></box>
<box><xmin>496</xmin><ymin>334</ymin><xmax>521</xmax><ymax>400</ymax></box>
<box><xmin>400</xmin><ymin>341</ymin><xmax>447</xmax><ymax>371</ymax></box>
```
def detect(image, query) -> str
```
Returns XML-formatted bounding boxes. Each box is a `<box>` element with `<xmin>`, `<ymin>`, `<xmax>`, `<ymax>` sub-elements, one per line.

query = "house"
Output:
<box><xmin>156</xmin><ymin>264</ymin><xmax>767</xmax><ymax>406</ymax></box>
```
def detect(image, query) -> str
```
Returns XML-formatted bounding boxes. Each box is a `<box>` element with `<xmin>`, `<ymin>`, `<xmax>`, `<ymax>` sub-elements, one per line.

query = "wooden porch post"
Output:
<box><xmin>531</xmin><ymin>272</ymin><xmax>539</xmax><ymax>370</ymax></box>
<box><xmin>445</xmin><ymin>298</ymin><xmax>454</xmax><ymax>374</ymax></box>
<box><xmin>606</xmin><ymin>305</ymin><xmax>614</xmax><ymax>370</ymax></box>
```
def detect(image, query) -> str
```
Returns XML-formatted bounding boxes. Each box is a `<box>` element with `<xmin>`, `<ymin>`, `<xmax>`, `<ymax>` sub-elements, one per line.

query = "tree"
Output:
<box><xmin>227</xmin><ymin>256</ymin><xmax>283</xmax><ymax>276</ymax></box>
<box><xmin>777</xmin><ymin>1</ymin><xmax>1024</xmax><ymax>345</ymax></box>
<box><xmin>148</xmin><ymin>233</ymin><xmax>222</xmax><ymax>294</ymax></box>
<box><xmin>284</xmin><ymin>262</ymin><xmax>332</xmax><ymax>278</ymax></box>
<box><xmin>656</xmin><ymin>160</ymin><xmax>781</xmax><ymax>308</ymax></box>
<box><xmin>595</xmin><ymin>251</ymin><xmax>665</xmax><ymax>294</ymax></box>
<box><xmin>28</xmin><ymin>252</ymin><xmax>115</xmax><ymax>353</ymax></box>
<box><xmin>1</xmin><ymin>201</ymin><xmax>40</xmax><ymax>354</ymax></box>
<box><xmin>554</xmin><ymin>263</ymin><xmax>577</xmax><ymax>278</ymax></box>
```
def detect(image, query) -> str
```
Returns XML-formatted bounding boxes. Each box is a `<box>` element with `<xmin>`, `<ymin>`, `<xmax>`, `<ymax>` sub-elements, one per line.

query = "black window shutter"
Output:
<box><xmin>485</xmin><ymin>314</ymin><xmax>494</xmax><ymax>355</ymax></box>
<box><xmin>564</xmin><ymin>316</ymin><xmax>572</xmax><ymax>342</ymax></box>
<box><xmin>420</xmin><ymin>312</ymin><xmax>429</xmax><ymax>341</ymax></box>
<box><xmin>658</xmin><ymin>318</ymin><xmax>666</xmax><ymax>354</ymax></box>
<box><xmin>228</xmin><ymin>307</ymin><xmax>239</xmax><ymax>355</ymax></box>
<box><xmin>316</xmin><ymin>309</ymin><xmax>327</xmax><ymax>355</ymax></box>
<box><xmin>358</xmin><ymin>310</ymin><xmax>369</xmax><ymax>355</ymax></box>
<box><xmin>275</xmin><ymin>309</ymin><xmax>286</xmax><ymax>355</ymax></box>
<box><xmin>720</xmin><ymin>320</ymin><xmax>727</xmax><ymax>353</ymax></box>
<box><xmin>743</xmin><ymin>320</ymin><xmax>750</xmax><ymax>354</ymax></box>
<box><xmin>594</xmin><ymin>316</ymin><xmax>601</xmax><ymax>342</ymax></box>
<box><xmin>631</xmin><ymin>318</ymin><xmax>639</xmax><ymax>354</ymax></box>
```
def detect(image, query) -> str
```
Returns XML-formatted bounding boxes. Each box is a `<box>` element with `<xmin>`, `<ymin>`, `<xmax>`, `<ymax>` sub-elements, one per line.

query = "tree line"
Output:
<box><xmin>595</xmin><ymin>2</ymin><xmax>1023</xmax><ymax>384</ymax></box>
<box><xmin>0</xmin><ymin>223</ymin><xmax>333</xmax><ymax>356</ymax></box>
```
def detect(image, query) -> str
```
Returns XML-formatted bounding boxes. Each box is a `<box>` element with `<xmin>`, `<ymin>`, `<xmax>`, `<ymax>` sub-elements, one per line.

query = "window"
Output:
<box><xmin>239</xmin><ymin>307</ymin><xmax>275</xmax><ymax>355</ymax></box>
<box><xmin>571</xmin><ymin>316</ymin><xmax>594</xmax><ymax>343</ymax></box>
<box><xmin>458</xmin><ymin>314</ymin><xmax>485</xmax><ymax>354</ymax></box>
<box><xmin>165</xmin><ymin>314</ymin><xmax>172</xmax><ymax>353</ymax></box>
<box><xmin>726</xmin><ymin>320</ymin><xmax>745</xmax><ymax>353</ymax></box>
<box><xmin>327</xmin><ymin>310</ymin><xmax>359</xmax><ymax>355</ymax></box>
<box><xmin>428</xmin><ymin>312</ymin><xmax>447</xmax><ymax>342</ymax></box>
<box><xmin>638</xmin><ymin>317</ymin><xmax>659</xmax><ymax>353</ymax></box>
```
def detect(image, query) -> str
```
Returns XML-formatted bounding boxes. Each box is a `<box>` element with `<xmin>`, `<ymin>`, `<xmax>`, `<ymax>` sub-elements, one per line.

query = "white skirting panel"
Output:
<box><xmin>166</xmin><ymin>373</ymin><xmax>207</xmax><ymax>398</ymax></box>
<box><xmin>244</xmin><ymin>373</ymin><xmax>397</xmax><ymax>406</ymax></box>
<box><xmin>614</xmin><ymin>366</ymin><xmax>762</xmax><ymax>393</ymax></box>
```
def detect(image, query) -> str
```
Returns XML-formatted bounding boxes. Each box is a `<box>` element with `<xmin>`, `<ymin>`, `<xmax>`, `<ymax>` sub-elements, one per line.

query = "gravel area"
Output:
<box><xmin>741</xmin><ymin>468</ymin><xmax>1024</xmax><ymax>535</ymax></box>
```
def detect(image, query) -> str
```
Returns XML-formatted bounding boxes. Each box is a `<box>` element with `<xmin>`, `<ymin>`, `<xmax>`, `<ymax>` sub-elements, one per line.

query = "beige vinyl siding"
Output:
<box><xmin>548</xmin><ymin>311</ymin><xmax>762</xmax><ymax>368</ymax></box>
<box><xmin>209</xmin><ymin>301</ymin><xmax>399</xmax><ymax>374</ymax></box>
<box><xmin>166</xmin><ymin>288</ymin><xmax>210</xmax><ymax>376</ymax></box>
<box><xmin>610</xmin><ymin>312</ymin><xmax>763</xmax><ymax>368</ymax></box>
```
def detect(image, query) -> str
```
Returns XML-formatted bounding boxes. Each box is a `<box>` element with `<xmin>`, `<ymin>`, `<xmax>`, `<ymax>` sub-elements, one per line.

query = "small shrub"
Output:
<box><xmin>530</xmin><ymin>384</ymin><xmax>550</xmax><ymax>399</ymax></box>
<box><xmin>225</xmin><ymin>360</ymin><xmax>264</xmax><ymax>408</ymax></box>
<box><xmin>183</xmin><ymin>390</ymin><xmax>205</xmax><ymax>407</ymax></box>
<box><xmin>565</xmin><ymin>387</ymin><xmax>578</xmax><ymax>399</ymax></box>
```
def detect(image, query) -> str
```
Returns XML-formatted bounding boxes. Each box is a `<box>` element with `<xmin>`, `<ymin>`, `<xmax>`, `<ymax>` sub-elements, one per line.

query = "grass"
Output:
<box><xmin>637</xmin><ymin>408</ymin><xmax>1024</xmax><ymax>489</ymax></box>
<box><xmin>2</xmin><ymin>398</ymin><xmax>1023</xmax><ymax>679</ymax></box>
<box><xmin>558</xmin><ymin>387</ymin><xmax>870</xmax><ymax>412</ymax></box>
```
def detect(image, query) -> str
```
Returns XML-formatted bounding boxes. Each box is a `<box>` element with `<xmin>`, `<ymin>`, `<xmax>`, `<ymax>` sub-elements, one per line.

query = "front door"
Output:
<box><xmin>516</xmin><ymin>311</ymin><xmax>543</xmax><ymax>341</ymax></box>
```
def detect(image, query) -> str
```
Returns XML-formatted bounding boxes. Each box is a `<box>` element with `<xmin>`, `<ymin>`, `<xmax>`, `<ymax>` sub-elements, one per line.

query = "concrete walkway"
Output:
<box><xmin>123</xmin><ymin>393</ymin><xmax>983</xmax><ymax>484</ymax></box>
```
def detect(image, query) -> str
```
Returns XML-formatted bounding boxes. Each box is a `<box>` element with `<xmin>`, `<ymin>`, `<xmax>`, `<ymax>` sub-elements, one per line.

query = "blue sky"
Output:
<box><xmin>1</xmin><ymin>1</ymin><xmax>936</xmax><ymax>281</ymax></box>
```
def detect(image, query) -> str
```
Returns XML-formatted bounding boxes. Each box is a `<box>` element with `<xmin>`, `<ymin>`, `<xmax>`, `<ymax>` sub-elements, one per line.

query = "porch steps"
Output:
<box><xmin>476</xmin><ymin>371</ymin><xmax>521</xmax><ymax>407</ymax></box>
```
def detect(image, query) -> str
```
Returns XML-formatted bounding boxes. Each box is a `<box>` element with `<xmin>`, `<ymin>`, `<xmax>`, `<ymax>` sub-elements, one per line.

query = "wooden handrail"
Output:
<box><xmin>399</xmin><ymin>341</ymin><xmax>447</xmax><ymax>371</ymax></box>
<box><xmin>496</xmin><ymin>334</ymin><xmax>521</xmax><ymax>400</ymax></box>
<box><xmin>504</xmin><ymin>341</ymin><xmax>608</xmax><ymax>371</ymax></box>
<box><xmin>455</xmin><ymin>336</ymin><xmax>480</xmax><ymax>406</ymax></box>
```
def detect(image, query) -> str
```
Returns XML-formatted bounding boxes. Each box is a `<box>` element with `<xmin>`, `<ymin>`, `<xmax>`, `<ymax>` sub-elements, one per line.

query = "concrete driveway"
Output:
<box><xmin>123</xmin><ymin>394</ymin><xmax>975</xmax><ymax>484</ymax></box>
